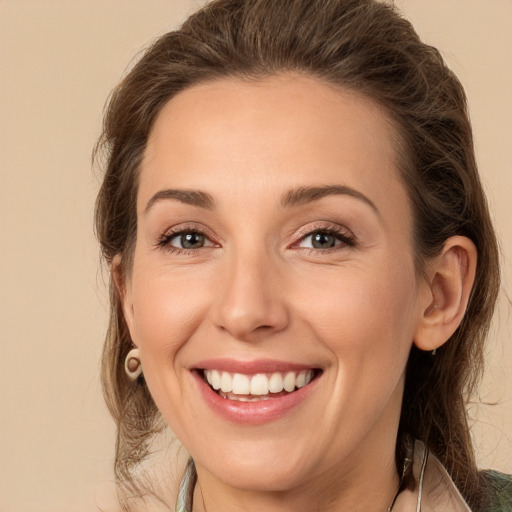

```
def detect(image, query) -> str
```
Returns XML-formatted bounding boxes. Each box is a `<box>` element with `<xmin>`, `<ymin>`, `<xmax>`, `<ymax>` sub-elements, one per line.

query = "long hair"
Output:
<box><xmin>94</xmin><ymin>0</ymin><xmax>500</xmax><ymax>508</ymax></box>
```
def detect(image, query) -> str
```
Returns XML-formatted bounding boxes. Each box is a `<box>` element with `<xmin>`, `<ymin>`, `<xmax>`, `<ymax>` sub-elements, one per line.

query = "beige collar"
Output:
<box><xmin>392</xmin><ymin>440</ymin><xmax>471</xmax><ymax>512</ymax></box>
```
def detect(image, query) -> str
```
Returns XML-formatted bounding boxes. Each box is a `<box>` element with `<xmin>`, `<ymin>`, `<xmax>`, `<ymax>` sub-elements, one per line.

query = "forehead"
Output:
<box><xmin>139</xmin><ymin>73</ymin><xmax>409</xmax><ymax>222</ymax></box>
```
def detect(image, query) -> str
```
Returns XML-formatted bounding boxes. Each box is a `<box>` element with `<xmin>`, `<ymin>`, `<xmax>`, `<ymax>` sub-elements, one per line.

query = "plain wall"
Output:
<box><xmin>0</xmin><ymin>1</ymin><xmax>510</xmax><ymax>510</ymax></box>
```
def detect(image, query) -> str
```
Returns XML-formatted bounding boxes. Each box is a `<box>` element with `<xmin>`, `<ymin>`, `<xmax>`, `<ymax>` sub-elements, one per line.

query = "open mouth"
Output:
<box><xmin>199</xmin><ymin>369</ymin><xmax>321</xmax><ymax>402</ymax></box>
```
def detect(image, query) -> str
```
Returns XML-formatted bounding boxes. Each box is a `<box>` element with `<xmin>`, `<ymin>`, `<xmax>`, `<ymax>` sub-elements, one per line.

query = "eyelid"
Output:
<box><xmin>156</xmin><ymin>222</ymin><xmax>220</xmax><ymax>250</ymax></box>
<box><xmin>290</xmin><ymin>222</ymin><xmax>357</xmax><ymax>249</ymax></box>
<box><xmin>168</xmin><ymin>231</ymin><xmax>216</xmax><ymax>249</ymax></box>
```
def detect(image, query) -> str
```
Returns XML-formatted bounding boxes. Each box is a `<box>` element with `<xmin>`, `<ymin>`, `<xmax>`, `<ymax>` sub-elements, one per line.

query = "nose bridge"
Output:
<box><xmin>213</xmin><ymin>241</ymin><xmax>288</xmax><ymax>340</ymax></box>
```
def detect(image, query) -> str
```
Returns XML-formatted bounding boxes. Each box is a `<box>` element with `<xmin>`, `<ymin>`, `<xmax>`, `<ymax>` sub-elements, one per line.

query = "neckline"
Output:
<box><xmin>174</xmin><ymin>448</ymin><xmax>423</xmax><ymax>512</ymax></box>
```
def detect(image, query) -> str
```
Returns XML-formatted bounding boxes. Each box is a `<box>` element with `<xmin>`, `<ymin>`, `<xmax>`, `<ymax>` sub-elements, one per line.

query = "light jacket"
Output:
<box><xmin>393</xmin><ymin>441</ymin><xmax>512</xmax><ymax>511</ymax></box>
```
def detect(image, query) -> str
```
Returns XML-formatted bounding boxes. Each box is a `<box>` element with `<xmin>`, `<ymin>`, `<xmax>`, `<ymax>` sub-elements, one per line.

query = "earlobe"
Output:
<box><xmin>413</xmin><ymin>236</ymin><xmax>477</xmax><ymax>352</ymax></box>
<box><xmin>112</xmin><ymin>254</ymin><xmax>137</xmax><ymax>344</ymax></box>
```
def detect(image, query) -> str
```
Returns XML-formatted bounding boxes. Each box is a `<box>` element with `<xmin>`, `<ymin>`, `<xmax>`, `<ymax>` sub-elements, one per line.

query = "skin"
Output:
<box><xmin>118</xmin><ymin>74</ymin><xmax>476</xmax><ymax>512</ymax></box>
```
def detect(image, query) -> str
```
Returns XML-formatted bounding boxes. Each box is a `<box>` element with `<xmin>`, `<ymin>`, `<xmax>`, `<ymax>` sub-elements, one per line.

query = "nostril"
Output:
<box><xmin>212</xmin><ymin>272</ymin><xmax>289</xmax><ymax>341</ymax></box>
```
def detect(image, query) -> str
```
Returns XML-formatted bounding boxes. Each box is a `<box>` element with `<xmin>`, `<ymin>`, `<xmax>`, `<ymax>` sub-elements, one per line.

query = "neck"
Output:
<box><xmin>192</xmin><ymin>439</ymin><xmax>400</xmax><ymax>512</ymax></box>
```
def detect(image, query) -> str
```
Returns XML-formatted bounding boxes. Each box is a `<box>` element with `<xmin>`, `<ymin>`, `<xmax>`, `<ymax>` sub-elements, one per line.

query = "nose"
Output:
<box><xmin>212</xmin><ymin>247</ymin><xmax>289</xmax><ymax>342</ymax></box>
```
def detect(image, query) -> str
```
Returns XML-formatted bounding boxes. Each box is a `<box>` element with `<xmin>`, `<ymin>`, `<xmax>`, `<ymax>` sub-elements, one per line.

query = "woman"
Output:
<box><xmin>95</xmin><ymin>0</ymin><xmax>511</xmax><ymax>510</ymax></box>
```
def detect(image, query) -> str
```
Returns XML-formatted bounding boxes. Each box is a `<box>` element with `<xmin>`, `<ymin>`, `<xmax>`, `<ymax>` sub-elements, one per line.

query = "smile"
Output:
<box><xmin>202</xmin><ymin>369</ymin><xmax>316</xmax><ymax>401</ymax></box>
<box><xmin>191</xmin><ymin>359</ymin><xmax>322</xmax><ymax>423</ymax></box>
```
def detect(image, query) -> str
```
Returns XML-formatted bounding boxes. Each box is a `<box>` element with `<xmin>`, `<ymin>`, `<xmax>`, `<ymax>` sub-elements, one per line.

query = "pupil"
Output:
<box><xmin>181</xmin><ymin>232</ymin><xmax>204</xmax><ymax>249</ymax></box>
<box><xmin>312</xmin><ymin>232</ymin><xmax>335</xmax><ymax>249</ymax></box>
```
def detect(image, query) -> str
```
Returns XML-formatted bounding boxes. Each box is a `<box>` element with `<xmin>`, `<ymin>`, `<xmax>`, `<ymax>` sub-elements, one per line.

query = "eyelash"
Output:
<box><xmin>156</xmin><ymin>225</ymin><xmax>217</xmax><ymax>255</ymax></box>
<box><xmin>156</xmin><ymin>223</ymin><xmax>357</xmax><ymax>255</ymax></box>
<box><xmin>293</xmin><ymin>224</ymin><xmax>357</xmax><ymax>252</ymax></box>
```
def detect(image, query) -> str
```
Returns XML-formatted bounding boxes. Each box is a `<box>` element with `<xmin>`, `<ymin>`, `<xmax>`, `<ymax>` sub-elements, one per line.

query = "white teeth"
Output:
<box><xmin>283</xmin><ymin>371</ymin><xmax>296</xmax><ymax>392</ymax></box>
<box><xmin>220</xmin><ymin>372</ymin><xmax>232</xmax><ymax>393</ymax></box>
<box><xmin>232</xmin><ymin>373</ymin><xmax>250</xmax><ymax>395</ymax></box>
<box><xmin>299</xmin><ymin>370</ymin><xmax>314</xmax><ymax>389</ymax></box>
<box><xmin>250</xmin><ymin>374</ymin><xmax>269</xmax><ymax>395</ymax></box>
<box><xmin>268</xmin><ymin>372</ymin><xmax>284</xmax><ymax>393</ymax></box>
<box><xmin>211</xmin><ymin>370</ymin><xmax>221</xmax><ymax>390</ymax></box>
<box><xmin>296</xmin><ymin>370</ymin><xmax>306</xmax><ymax>388</ymax></box>
<box><xmin>220</xmin><ymin>392</ymin><xmax>272</xmax><ymax>402</ymax></box>
<box><xmin>204</xmin><ymin>369</ymin><xmax>316</xmax><ymax>397</ymax></box>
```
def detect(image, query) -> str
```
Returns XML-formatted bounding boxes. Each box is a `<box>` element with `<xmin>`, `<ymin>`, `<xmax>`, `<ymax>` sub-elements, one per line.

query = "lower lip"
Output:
<box><xmin>191</xmin><ymin>371</ymin><xmax>319</xmax><ymax>425</ymax></box>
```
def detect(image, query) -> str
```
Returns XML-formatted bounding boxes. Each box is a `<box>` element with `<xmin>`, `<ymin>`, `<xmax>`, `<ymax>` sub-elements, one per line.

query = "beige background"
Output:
<box><xmin>0</xmin><ymin>1</ymin><xmax>510</xmax><ymax>511</ymax></box>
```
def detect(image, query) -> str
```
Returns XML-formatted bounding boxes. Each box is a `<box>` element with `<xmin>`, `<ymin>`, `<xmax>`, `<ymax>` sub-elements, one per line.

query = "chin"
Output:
<box><xmin>206</xmin><ymin>457</ymin><xmax>313</xmax><ymax>492</ymax></box>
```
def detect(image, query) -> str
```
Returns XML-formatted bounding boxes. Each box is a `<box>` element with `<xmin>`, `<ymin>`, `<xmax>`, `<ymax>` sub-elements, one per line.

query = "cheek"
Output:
<box><xmin>127</xmin><ymin>266</ymin><xmax>214</xmax><ymax>428</ymax></box>
<box><xmin>129</xmin><ymin>263</ymin><xmax>212</xmax><ymax>365</ymax></box>
<box><xmin>294</xmin><ymin>258</ymin><xmax>418</xmax><ymax>368</ymax></box>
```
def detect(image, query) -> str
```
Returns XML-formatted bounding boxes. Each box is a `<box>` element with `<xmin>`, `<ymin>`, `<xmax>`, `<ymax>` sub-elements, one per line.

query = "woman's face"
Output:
<box><xmin>121</xmin><ymin>74</ymin><xmax>431</xmax><ymax>496</ymax></box>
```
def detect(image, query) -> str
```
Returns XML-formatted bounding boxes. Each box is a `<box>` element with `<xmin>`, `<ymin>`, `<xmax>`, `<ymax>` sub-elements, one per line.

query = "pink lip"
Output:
<box><xmin>193</xmin><ymin>358</ymin><xmax>318</xmax><ymax>374</ymax></box>
<box><xmin>190</xmin><ymin>364</ymin><xmax>320</xmax><ymax>425</ymax></box>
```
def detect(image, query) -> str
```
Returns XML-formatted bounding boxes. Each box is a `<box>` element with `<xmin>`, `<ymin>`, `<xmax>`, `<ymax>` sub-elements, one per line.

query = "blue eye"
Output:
<box><xmin>298</xmin><ymin>229</ymin><xmax>355</xmax><ymax>250</ymax></box>
<box><xmin>308</xmin><ymin>232</ymin><xmax>339</xmax><ymax>249</ymax></box>
<box><xmin>158</xmin><ymin>230</ymin><xmax>215</xmax><ymax>251</ymax></box>
<box><xmin>171</xmin><ymin>231</ymin><xmax>207</xmax><ymax>249</ymax></box>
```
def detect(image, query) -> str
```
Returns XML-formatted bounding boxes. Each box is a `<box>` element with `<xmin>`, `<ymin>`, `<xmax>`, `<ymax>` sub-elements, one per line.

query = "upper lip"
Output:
<box><xmin>192</xmin><ymin>358</ymin><xmax>321</xmax><ymax>375</ymax></box>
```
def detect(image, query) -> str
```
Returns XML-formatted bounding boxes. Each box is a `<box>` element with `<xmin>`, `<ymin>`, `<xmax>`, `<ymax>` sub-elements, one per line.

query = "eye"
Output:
<box><xmin>171</xmin><ymin>231</ymin><xmax>208</xmax><ymax>249</ymax></box>
<box><xmin>157</xmin><ymin>229</ymin><xmax>216</xmax><ymax>251</ymax></box>
<box><xmin>297</xmin><ymin>228</ymin><xmax>355</xmax><ymax>250</ymax></box>
<box><xmin>303</xmin><ymin>231</ymin><xmax>340</xmax><ymax>249</ymax></box>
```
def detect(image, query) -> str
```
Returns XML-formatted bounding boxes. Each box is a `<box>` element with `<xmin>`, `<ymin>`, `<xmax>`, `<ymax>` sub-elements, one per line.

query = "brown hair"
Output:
<box><xmin>95</xmin><ymin>0</ymin><xmax>500</xmax><ymax>508</ymax></box>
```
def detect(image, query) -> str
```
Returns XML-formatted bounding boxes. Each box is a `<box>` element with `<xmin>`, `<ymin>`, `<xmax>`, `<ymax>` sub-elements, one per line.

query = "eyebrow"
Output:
<box><xmin>144</xmin><ymin>189</ymin><xmax>215</xmax><ymax>213</ymax></box>
<box><xmin>281</xmin><ymin>185</ymin><xmax>380</xmax><ymax>215</ymax></box>
<box><xmin>143</xmin><ymin>184</ymin><xmax>379</xmax><ymax>215</ymax></box>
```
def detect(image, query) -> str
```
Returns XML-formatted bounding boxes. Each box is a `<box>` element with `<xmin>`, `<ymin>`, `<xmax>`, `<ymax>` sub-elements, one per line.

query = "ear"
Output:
<box><xmin>112</xmin><ymin>254</ymin><xmax>137</xmax><ymax>347</ymax></box>
<box><xmin>413</xmin><ymin>236</ymin><xmax>477</xmax><ymax>352</ymax></box>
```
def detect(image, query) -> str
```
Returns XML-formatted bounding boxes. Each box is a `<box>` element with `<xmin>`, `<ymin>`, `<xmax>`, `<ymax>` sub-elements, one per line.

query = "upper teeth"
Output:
<box><xmin>204</xmin><ymin>369</ymin><xmax>314</xmax><ymax>395</ymax></box>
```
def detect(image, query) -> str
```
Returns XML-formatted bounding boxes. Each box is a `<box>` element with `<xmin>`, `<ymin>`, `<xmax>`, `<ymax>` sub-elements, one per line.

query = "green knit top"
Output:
<box><xmin>483</xmin><ymin>470</ymin><xmax>512</xmax><ymax>511</ymax></box>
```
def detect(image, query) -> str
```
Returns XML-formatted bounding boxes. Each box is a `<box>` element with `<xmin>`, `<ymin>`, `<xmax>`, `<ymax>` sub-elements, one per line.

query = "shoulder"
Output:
<box><xmin>481</xmin><ymin>470</ymin><xmax>512</xmax><ymax>511</ymax></box>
